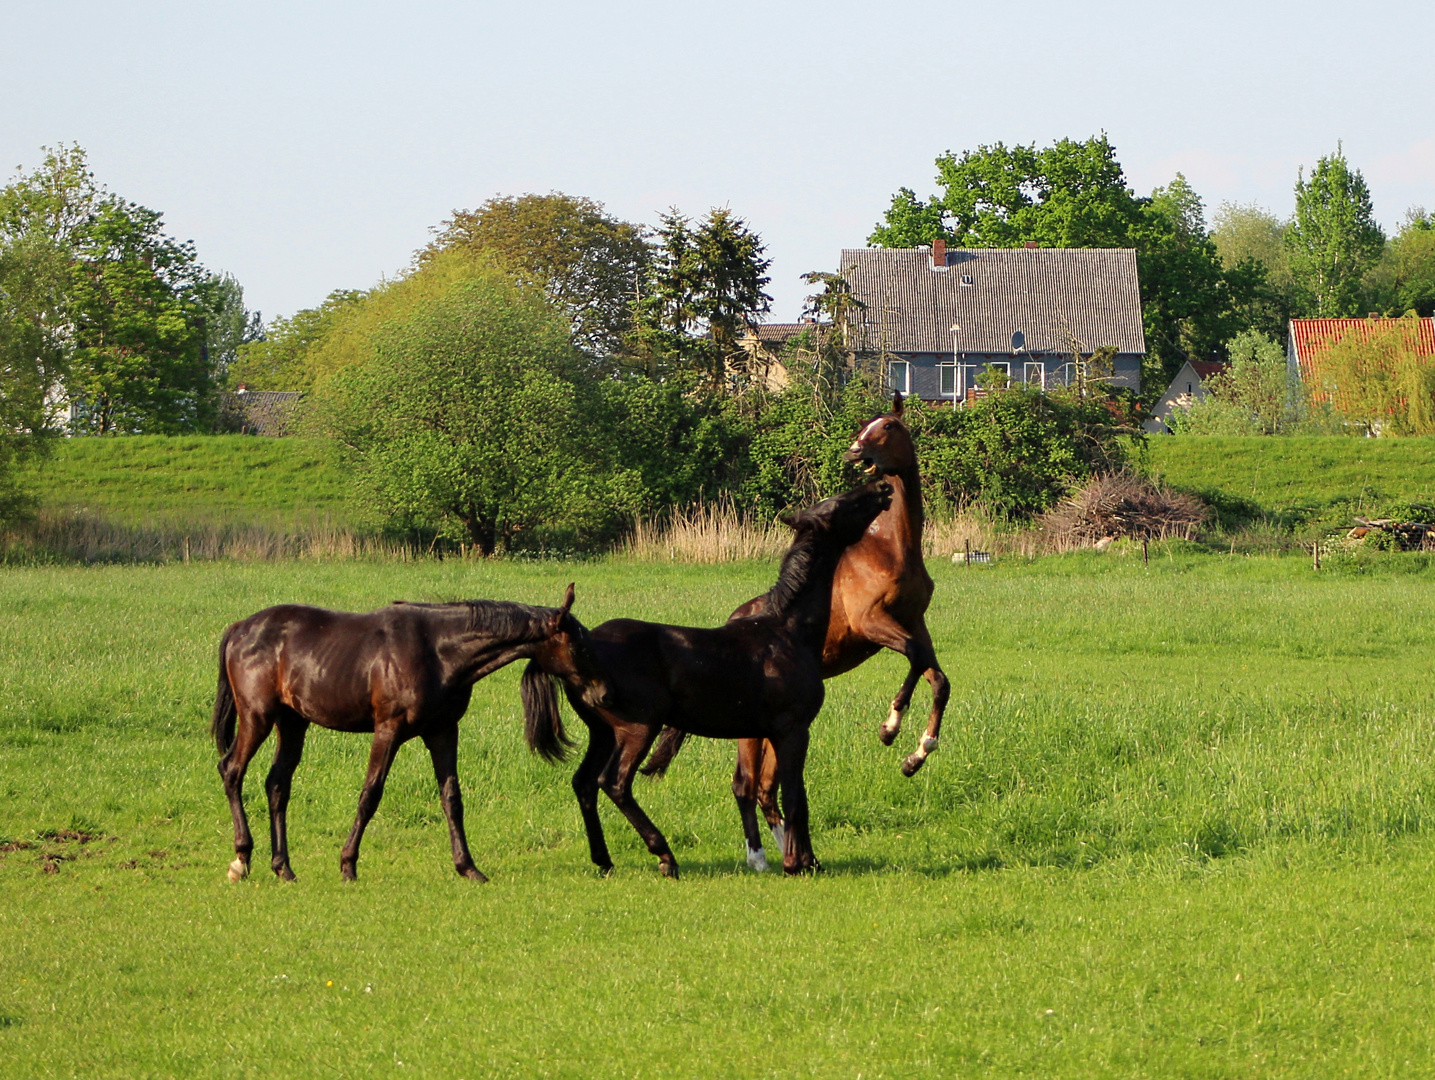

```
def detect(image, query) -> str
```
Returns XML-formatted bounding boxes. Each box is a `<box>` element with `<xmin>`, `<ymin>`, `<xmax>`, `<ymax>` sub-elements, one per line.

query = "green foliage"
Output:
<box><xmin>908</xmin><ymin>386</ymin><xmax>1135</xmax><ymax>516</ymax></box>
<box><xmin>1</xmin><ymin>145</ymin><xmax>230</xmax><ymax>434</ymax></box>
<box><xmin>227</xmin><ymin>289</ymin><xmax>366</xmax><ymax>392</ymax></box>
<box><xmin>1362</xmin><ymin>209</ymin><xmax>1435</xmax><ymax>317</ymax></box>
<box><xmin>318</xmin><ymin>257</ymin><xmax>637</xmax><ymax>553</ymax></box>
<box><xmin>628</xmin><ymin>207</ymin><xmax>772</xmax><ymax>389</ymax></box>
<box><xmin>0</xmin><ymin>231</ymin><xmax>65</xmax><ymax>522</ymax></box>
<box><xmin>1287</xmin><ymin>145</ymin><xmax>1386</xmax><ymax>317</ymax></box>
<box><xmin>1319</xmin><ymin>319</ymin><xmax>1435</xmax><ymax>435</ymax></box>
<box><xmin>1171</xmin><ymin>331</ymin><xmax>1296</xmax><ymax>435</ymax></box>
<box><xmin>1211</xmin><ymin>201</ymin><xmax>1301</xmax><ymax>338</ymax></box>
<box><xmin>422</xmin><ymin>193</ymin><xmax>650</xmax><ymax>360</ymax></box>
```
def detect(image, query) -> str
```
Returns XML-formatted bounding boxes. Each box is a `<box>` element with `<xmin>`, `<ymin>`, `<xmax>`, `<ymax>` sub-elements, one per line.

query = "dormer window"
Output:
<box><xmin>959</xmin><ymin>274</ymin><xmax>974</xmax><ymax>286</ymax></box>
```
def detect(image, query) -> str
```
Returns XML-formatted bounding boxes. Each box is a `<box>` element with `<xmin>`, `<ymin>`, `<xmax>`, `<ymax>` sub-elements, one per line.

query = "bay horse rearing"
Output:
<box><xmin>211</xmin><ymin>585</ymin><xmax>609</xmax><ymax>883</ymax></box>
<box><xmin>522</xmin><ymin>482</ymin><xmax>893</xmax><ymax>877</ymax></box>
<box><xmin>643</xmin><ymin>393</ymin><xmax>949</xmax><ymax>871</ymax></box>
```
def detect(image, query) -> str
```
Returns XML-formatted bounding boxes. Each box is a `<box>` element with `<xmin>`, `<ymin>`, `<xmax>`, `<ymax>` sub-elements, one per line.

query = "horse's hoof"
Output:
<box><xmin>879</xmin><ymin>706</ymin><xmax>903</xmax><ymax>745</ymax></box>
<box><xmin>597</xmin><ymin>864</ymin><xmax>615</xmax><ymax>878</ymax></box>
<box><xmin>746</xmin><ymin>845</ymin><xmax>768</xmax><ymax>872</ymax></box>
<box><xmin>658</xmin><ymin>860</ymin><xmax>680</xmax><ymax>880</ymax></box>
<box><xmin>901</xmin><ymin>752</ymin><xmax>927</xmax><ymax>777</ymax></box>
<box><xmin>340</xmin><ymin>864</ymin><xmax>358</xmax><ymax>883</ymax></box>
<box><xmin>227</xmin><ymin>857</ymin><xmax>249</xmax><ymax>883</ymax></box>
<box><xmin>459</xmin><ymin>866</ymin><xmax>489</xmax><ymax>883</ymax></box>
<box><xmin>274</xmin><ymin>865</ymin><xmax>296</xmax><ymax>882</ymax></box>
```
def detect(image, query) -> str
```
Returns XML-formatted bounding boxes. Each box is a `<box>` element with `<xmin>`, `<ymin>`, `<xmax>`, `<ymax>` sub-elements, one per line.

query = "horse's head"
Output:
<box><xmin>537</xmin><ymin>584</ymin><xmax>613</xmax><ymax>710</ymax></box>
<box><xmin>844</xmin><ymin>392</ymin><xmax>916</xmax><ymax>477</ymax></box>
<box><xmin>782</xmin><ymin>481</ymin><xmax>893</xmax><ymax>547</ymax></box>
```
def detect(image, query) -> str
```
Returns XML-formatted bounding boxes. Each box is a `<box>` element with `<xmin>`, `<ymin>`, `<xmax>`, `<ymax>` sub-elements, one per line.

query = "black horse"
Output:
<box><xmin>212</xmin><ymin>585</ymin><xmax>609</xmax><ymax>883</ymax></box>
<box><xmin>522</xmin><ymin>483</ymin><xmax>892</xmax><ymax>877</ymax></box>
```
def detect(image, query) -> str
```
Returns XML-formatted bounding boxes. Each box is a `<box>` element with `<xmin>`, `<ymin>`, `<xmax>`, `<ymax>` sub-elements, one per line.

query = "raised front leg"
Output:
<box><xmin>264</xmin><ymin>715</ymin><xmax>308</xmax><ymax>881</ymax></box>
<box><xmin>423</xmin><ymin>723</ymin><xmax>487</xmax><ymax>882</ymax></box>
<box><xmin>899</xmin><ymin>624</ymin><xmax>949</xmax><ymax>777</ymax></box>
<box><xmin>600</xmin><ymin>727</ymin><xmax>678</xmax><ymax>879</ymax></box>
<box><xmin>340</xmin><ymin>724</ymin><xmax>404</xmax><ymax>882</ymax></box>
<box><xmin>858</xmin><ymin>612</ymin><xmax>949</xmax><ymax>776</ymax></box>
<box><xmin>772</xmin><ymin>727</ymin><xmax>817</xmax><ymax>874</ymax></box>
<box><xmin>572</xmin><ymin>722</ymin><xmax>617</xmax><ymax>875</ymax></box>
<box><xmin>218</xmin><ymin>708</ymin><xmax>275</xmax><ymax>882</ymax></box>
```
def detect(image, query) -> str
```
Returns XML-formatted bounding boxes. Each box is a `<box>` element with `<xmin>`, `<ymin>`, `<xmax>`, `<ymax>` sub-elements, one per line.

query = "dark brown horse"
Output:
<box><xmin>211</xmin><ymin>586</ymin><xmax>609</xmax><ymax>883</ymax></box>
<box><xmin>644</xmin><ymin>393</ymin><xmax>949</xmax><ymax>870</ymax></box>
<box><xmin>521</xmin><ymin>482</ymin><xmax>892</xmax><ymax>878</ymax></box>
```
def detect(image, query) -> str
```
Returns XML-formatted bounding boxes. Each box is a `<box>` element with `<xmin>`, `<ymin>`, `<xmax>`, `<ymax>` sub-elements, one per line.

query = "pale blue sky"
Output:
<box><xmin>3</xmin><ymin>0</ymin><xmax>1431</xmax><ymax>324</ymax></box>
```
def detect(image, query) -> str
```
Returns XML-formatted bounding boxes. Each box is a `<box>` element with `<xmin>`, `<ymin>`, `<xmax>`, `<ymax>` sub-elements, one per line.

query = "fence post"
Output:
<box><xmin>1313</xmin><ymin>541</ymin><xmax>1320</xmax><ymax>571</ymax></box>
<box><xmin>1142</xmin><ymin>538</ymin><xmax>1149</xmax><ymax>566</ymax></box>
<box><xmin>965</xmin><ymin>538</ymin><xmax>971</xmax><ymax>567</ymax></box>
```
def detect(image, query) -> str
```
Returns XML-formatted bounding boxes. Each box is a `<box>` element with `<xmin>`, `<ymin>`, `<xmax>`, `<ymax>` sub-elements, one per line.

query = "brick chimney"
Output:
<box><xmin>931</xmin><ymin>238</ymin><xmax>946</xmax><ymax>268</ymax></box>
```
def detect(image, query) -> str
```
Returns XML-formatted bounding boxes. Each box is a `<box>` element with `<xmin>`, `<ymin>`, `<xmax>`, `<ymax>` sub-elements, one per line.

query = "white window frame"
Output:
<box><xmin>887</xmin><ymin>359</ymin><xmax>911</xmax><ymax>395</ymax></box>
<box><xmin>938</xmin><ymin>362</ymin><xmax>957</xmax><ymax>399</ymax></box>
<box><xmin>986</xmin><ymin>361</ymin><xmax>1010</xmax><ymax>387</ymax></box>
<box><xmin>1024</xmin><ymin>361</ymin><xmax>1045</xmax><ymax>389</ymax></box>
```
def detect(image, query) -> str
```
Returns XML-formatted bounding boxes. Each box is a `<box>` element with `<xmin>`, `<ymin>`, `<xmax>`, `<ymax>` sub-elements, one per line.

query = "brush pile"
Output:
<box><xmin>1040</xmin><ymin>471</ymin><xmax>1210</xmax><ymax>548</ymax></box>
<box><xmin>1347</xmin><ymin>517</ymin><xmax>1435</xmax><ymax>551</ymax></box>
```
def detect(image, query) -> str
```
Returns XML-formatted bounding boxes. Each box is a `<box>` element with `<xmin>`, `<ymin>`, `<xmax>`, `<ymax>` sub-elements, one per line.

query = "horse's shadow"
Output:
<box><xmin>615</xmin><ymin>851</ymin><xmax>996</xmax><ymax>880</ymax></box>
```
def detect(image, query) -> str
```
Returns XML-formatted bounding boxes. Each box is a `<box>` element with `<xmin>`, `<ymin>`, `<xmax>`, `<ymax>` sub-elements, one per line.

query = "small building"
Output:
<box><xmin>1288</xmin><ymin>316</ymin><xmax>1435</xmax><ymax>408</ymax></box>
<box><xmin>839</xmin><ymin>242</ymin><xmax>1146</xmax><ymax>402</ymax></box>
<box><xmin>1144</xmin><ymin>360</ymin><xmax>1229</xmax><ymax>433</ymax></box>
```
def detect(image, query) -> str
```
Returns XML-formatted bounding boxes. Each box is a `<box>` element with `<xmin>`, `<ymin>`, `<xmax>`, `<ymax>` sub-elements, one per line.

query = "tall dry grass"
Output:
<box><xmin>0</xmin><ymin>510</ymin><xmax>419</xmax><ymax>565</ymax></box>
<box><xmin>618</xmin><ymin>501</ymin><xmax>1045</xmax><ymax>564</ymax></box>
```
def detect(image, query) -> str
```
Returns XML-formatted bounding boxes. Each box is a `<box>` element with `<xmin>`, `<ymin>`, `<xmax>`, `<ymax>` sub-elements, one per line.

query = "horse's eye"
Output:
<box><xmin>884</xmin><ymin>422</ymin><xmax>896</xmax><ymax>430</ymax></box>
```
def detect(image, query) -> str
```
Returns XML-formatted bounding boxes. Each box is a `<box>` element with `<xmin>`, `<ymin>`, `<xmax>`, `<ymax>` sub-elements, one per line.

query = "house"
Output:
<box><xmin>837</xmin><ymin>241</ymin><xmax>1146</xmax><ymax>403</ymax></box>
<box><xmin>1288</xmin><ymin>316</ymin><xmax>1435</xmax><ymax>409</ymax></box>
<box><xmin>1144</xmin><ymin>360</ymin><xmax>1229</xmax><ymax>433</ymax></box>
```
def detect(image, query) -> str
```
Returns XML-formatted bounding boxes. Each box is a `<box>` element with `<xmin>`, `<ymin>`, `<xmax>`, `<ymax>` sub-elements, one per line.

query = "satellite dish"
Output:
<box><xmin>1011</xmin><ymin>330</ymin><xmax>1026</xmax><ymax>351</ymax></box>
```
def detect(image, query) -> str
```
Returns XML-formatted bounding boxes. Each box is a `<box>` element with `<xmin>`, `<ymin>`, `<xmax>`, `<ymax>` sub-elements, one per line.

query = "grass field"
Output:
<box><xmin>4</xmin><ymin>552</ymin><xmax>1435</xmax><ymax>1076</ymax></box>
<box><xmin>1146</xmin><ymin>436</ymin><xmax>1435</xmax><ymax>519</ymax></box>
<box><xmin>28</xmin><ymin>436</ymin><xmax>352</xmax><ymax>529</ymax></box>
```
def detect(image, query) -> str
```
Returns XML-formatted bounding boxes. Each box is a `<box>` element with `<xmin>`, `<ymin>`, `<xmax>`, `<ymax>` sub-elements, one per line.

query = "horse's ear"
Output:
<box><xmin>892</xmin><ymin>391</ymin><xmax>904</xmax><ymax>417</ymax></box>
<box><xmin>559</xmin><ymin>583</ymin><xmax>575</xmax><ymax>616</ymax></box>
<box><xmin>777</xmin><ymin>510</ymin><xmax>800</xmax><ymax>531</ymax></box>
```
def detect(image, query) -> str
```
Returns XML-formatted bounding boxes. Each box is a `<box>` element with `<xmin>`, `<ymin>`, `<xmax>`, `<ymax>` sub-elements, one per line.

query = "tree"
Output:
<box><xmin>203</xmin><ymin>273</ymin><xmax>263</xmax><ymax>381</ymax></box>
<box><xmin>318</xmin><ymin>253</ymin><xmax>636</xmax><ymax>554</ymax></box>
<box><xmin>1287</xmin><ymin>145</ymin><xmax>1385</xmax><ymax>318</ymax></box>
<box><xmin>628</xmin><ymin>207</ymin><xmax>772</xmax><ymax>390</ymax></box>
<box><xmin>1</xmin><ymin>146</ymin><xmax>227</xmax><ymax>434</ymax></box>
<box><xmin>423</xmin><ymin>193</ymin><xmax>649</xmax><ymax>359</ymax></box>
<box><xmin>1362</xmin><ymin>209</ymin><xmax>1435</xmax><ymax>317</ymax></box>
<box><xmin>1211</xmin><ymin>202</ymin><xmax>1299</xmax><ymax>339</ymax></box>
<box><xmin>227</xmin><ymin>289</ymin><xmax>366</xmax><ymax>391</ymax></box>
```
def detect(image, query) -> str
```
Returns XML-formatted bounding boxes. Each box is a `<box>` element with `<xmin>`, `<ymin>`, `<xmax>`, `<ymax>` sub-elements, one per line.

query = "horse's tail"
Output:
<box><xmin>638</xmin><ymin>726</ymin><xmax>688</xmax><ymax>778</ymax></box>
<box><xmin>521</xmin><ymin>659</ymin><xmax>573</xmax><ymax>763</ymax></box>
<box><xmin>211</xmin><ymin>625</ymin><xmax>238</xmax><ymax>757</ymax></box>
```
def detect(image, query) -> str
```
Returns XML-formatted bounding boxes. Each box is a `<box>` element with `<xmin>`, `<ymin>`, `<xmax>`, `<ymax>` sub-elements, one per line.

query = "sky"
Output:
<box><xmin>3</xmin><ymin>0</ymin><xmax>1432</xmax><ymax>325</ymax></box>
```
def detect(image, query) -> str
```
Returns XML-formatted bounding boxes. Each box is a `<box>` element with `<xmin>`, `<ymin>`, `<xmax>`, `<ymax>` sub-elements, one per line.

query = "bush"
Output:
<box><xmin>1039</xmin><ymin>471</ymin><xmax>1210</xmax><ymax>546</ymax></box>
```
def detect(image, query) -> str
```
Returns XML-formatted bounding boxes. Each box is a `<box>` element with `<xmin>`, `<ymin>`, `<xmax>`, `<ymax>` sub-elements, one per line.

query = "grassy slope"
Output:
<box><xmin>4</xmin><ymin>554</ymin><xmax>1435</xmax><ymax>1076</ymax></box>
<box><xmin>1147</xmin><ymin>435</ymin><xmax>1435</xmax><ymax>514</ymax></box>
<box><xmin>30</xmin><ymin>435</ymin><xmax>352</xmax><ymax>528</ymax></box>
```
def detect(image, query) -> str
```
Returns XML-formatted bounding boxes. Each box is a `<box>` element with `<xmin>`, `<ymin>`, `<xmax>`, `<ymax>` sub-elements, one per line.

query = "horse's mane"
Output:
<box><xmin>758</xmin><ymin>525</ymin><xmax>823</xmax><ymax>619</ymax></box>
<box><xmin>393</xmin><ymin>599</ymin><xmax>555</xmax><ymax>640</ymax></box>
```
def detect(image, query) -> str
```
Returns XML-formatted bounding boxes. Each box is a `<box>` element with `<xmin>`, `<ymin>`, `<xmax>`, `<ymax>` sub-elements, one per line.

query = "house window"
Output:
<box><xmin>985</xmin><ymin>361</ymin><xmax>1010</xmax><ymax>387</ymax></box>
<box><xmin>887</xmin><ymin>360</ymin><xmax>911</xmax><ymax>395</ymax></box>
<box><xmin>1024</xmin><ymin>361</ymin><xmax>1045</xmax><ymax>389</ymax></box>
<box><xmin>938</xmin><ymin>363</ymin><xmax>956</xmax><ymax>398</ymax></box>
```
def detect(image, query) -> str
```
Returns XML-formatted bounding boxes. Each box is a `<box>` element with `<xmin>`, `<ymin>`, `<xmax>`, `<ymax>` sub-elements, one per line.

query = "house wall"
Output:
<box><xmin>892</xmin><ymin>352</ymin><xmax>1142</xmax><ymax>401</ymax></box>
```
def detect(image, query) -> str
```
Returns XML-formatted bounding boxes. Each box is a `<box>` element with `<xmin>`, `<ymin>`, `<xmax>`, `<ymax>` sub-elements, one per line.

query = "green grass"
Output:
<box><xmin>1147</xmin><ymin>435</ymin><xmax>1435</xmax><ymax>520</ymax></box>
<box><xmin>4</xmin><ymin>553</ymin><xmax>1435</xmax><ymax>1076</ymax></box>
<box><xmin>29</xmin><ymin>435</ymin><xmax>353</xmax><ymax>529</ymax></box>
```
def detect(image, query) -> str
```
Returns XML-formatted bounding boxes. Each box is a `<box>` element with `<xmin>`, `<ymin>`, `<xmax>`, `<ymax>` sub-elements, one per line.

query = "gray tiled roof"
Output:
<box><xmin>220</xmin><ymin>390</ymin><xmax>303</xmax><ymax>436</ymax></box>
<box><xmin>839</xmin><ymin>247</ymin><xmax>1146</xmax><ymax>356</ymax></box>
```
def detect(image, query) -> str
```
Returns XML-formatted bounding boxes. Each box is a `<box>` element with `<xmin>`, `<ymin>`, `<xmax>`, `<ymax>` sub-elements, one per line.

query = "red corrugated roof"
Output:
<box><xmin>1290</xmin><ymin>317</ymin><xmax>1435</xmax><ymax>407</ymax></box>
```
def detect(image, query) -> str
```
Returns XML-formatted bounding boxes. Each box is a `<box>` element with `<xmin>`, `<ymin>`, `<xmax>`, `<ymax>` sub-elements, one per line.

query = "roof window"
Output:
<box><xmin>959</xmin><ymin>274</ymin><xmax>974</xmax><ymax>286</ymax></box>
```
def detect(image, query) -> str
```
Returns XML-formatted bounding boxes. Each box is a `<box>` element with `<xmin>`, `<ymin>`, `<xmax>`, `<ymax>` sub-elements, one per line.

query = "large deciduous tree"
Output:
<box><xmin>1287</xmin><ymin>145</ymin><xmax>1385</xmax><ymax>318</ymax></box>
<box><xmin>1362</xmin><ymin>209</ymin><xmax>1435</xmax><ymax>317</ymax></box>
<box><xmin>423</xmin><ymin>193</ymin><xmax>649</xmax><ymax>360</ymax></box>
